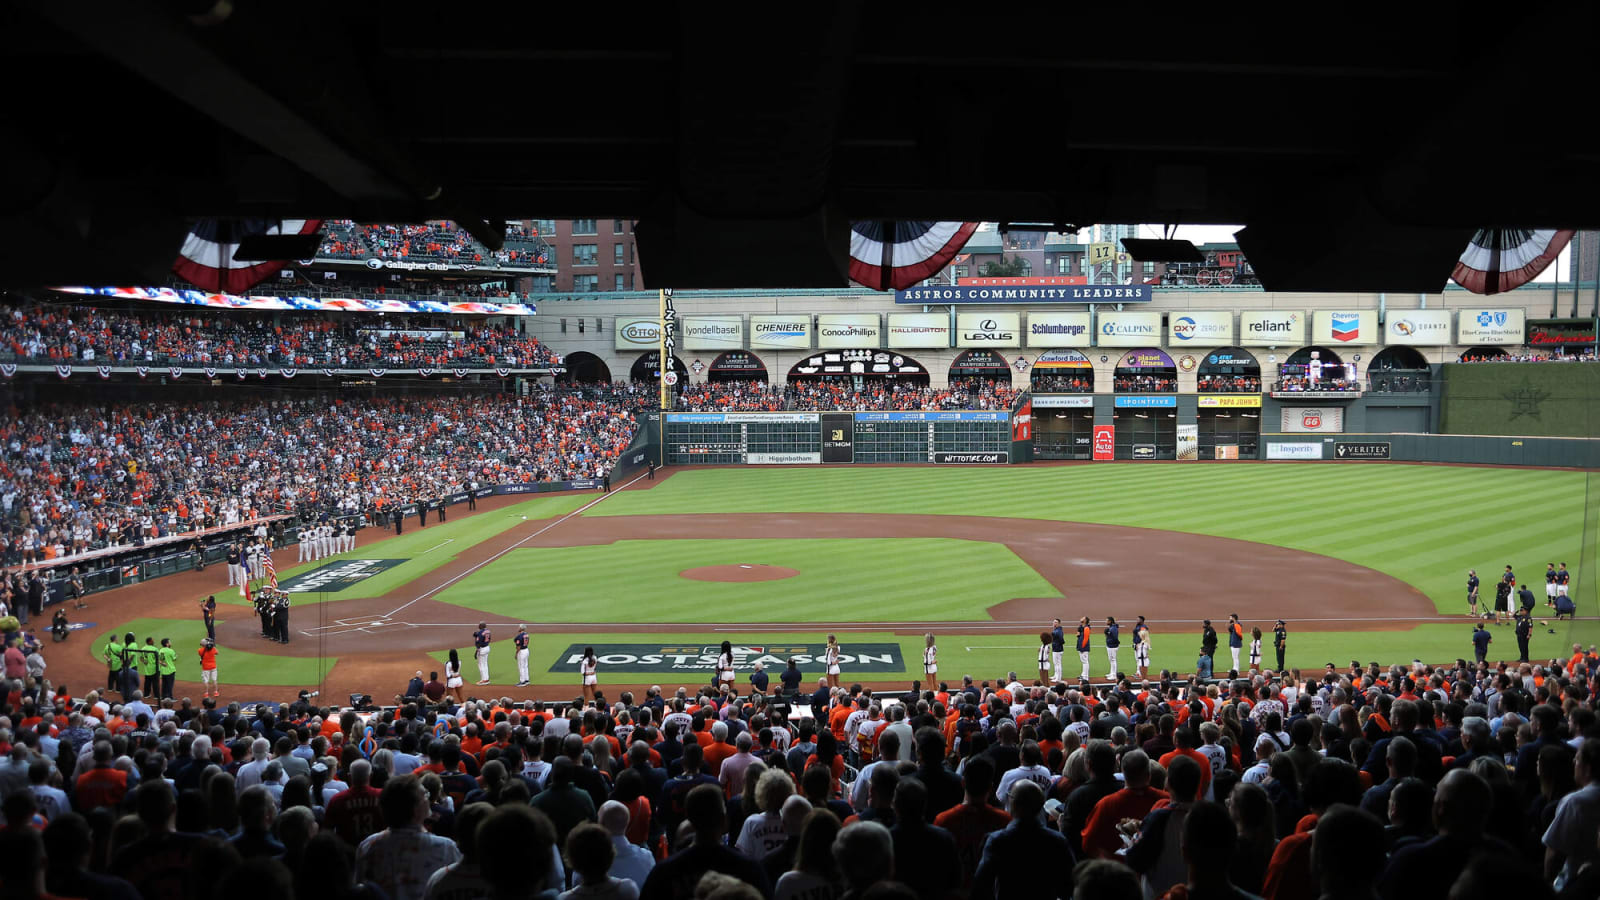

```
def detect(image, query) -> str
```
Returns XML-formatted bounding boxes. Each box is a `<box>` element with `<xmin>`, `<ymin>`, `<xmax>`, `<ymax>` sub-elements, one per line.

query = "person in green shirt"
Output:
<box><xmin>137</xmin><ymin>636</ymin><xmax>160</xmax><ymax>698</ymax></box>
<box><xmin>102</xmin><ymin>637</ymin><xmax>120</xmax><ymax>695</ymax></box>
<box><xmin>118</xmin><ymin>633</ymin><xmax>139</xmax><ymax>699</ymax></box>
<box><xmin>157</xmin><ymin>638</ymin><xmax>178</xmax><ymax>701</ymax></box>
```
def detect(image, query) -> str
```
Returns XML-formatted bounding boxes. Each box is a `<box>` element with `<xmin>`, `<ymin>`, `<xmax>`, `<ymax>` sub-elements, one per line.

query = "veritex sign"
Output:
<box><xmin>278</xmin><ymin>559</ymin><xmax>406</xmax><ymax>593</ymax></box>
<box><xmin>547</xmin><ymin>643</ymin><xmax>905</xmax><ymax>674</ymax></box>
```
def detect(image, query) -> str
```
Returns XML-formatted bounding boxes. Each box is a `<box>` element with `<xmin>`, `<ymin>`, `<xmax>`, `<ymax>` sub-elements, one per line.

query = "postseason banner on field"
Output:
<box><xmin>547</xmin><ymin>643</ymin><xmax>905</xmax><ymax>674</ymax></box>
<box><xmin>277</xmin><ymin>559</ymin><xmax>406</xmax><ymax>593</ymax></box>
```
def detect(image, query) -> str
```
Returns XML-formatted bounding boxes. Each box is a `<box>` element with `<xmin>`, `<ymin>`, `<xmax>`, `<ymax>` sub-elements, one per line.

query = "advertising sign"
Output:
<box><xmin>886</xmin><ymin>313</ymin><xmax>951</xmax><ymax>348</ymax></box>
<box><xmin>895</xmin><ymin>285</ymin><xmax>1153</xmax><ymax>304</ymax></box>
<box><xmin>1526</xmin><ymin>318</ymin><xmax>1595</xmax><ymax>347</ymax></box>
<box><xmin>1177</xmin><ymin>424</ymin><xmax>1198</xmax><ymax>460</ymax></box>
<box><xmin>1011</xmin><ymin>400</ymin><xmax>1031</xmax><ymax>441</ymax></box>
<box><xmin>1132</xmin><ymin>444</ymin><xmax>1157</xmax><ymax>459</ymax></box>
<box><xmin>1334</xmin><ymin>441</ymin><xmax>1391</xmax><ymax>460</ymax></box>
<box><xmin>1383</xmin><ymin>309</ymin><xmax>1452</xmax><ymax>346</ymax></box>
<box><xmin>749</xmin><ymin>315</ymin><xmax>812</xmax><ymax>350</ymax></box>
<box><xmin>1117</xmin><ymin>348</ymin><xmax>1175</xmax><ymax>369</ymax></box>
<box><xmin>1092</xmin><ymin>425</ymin><xmax>1115</xmax><ymax>460</ymax></box>
<box><xmin>547</xmin><ymin>643</ymin><xmax>905</xmax><ymax>674</ymax></box>
<box><xmin>1238</xmin><ymin>310</ymin><xmax>1305</xmax><ymax>346</ymax></box>
<box><xmin>816</xmin><ymin>314</ymin><xmax>881</xmax><ymax>348</ymax></box>
<box><xmin>615</xmin><ymin>316</ymin><xmax>662</xmax><ymax>350</ymax></box>
<box><xmin>1266</xmin><ymin>442</ymin><xmax>1324</xmax><ymax>460</ymax></box>
<box><xmin>1026</xmin><ymin>312</ymin><xmax>1094</xmax><ymax>347</ymax></box>
<box><xmin>1033</xmin><ymin>348</ymin><xmax>1093</xmax><ymax>368</ymax></box>
<box><xmin>747</xmin><ymin>453</ymin><xmax>822</xmax><ymax>464</ymax></box>
<box><xmin>1097</xmin><ymin>311</ymin><xmax>1163</xmax><ymax>346</ymax></box>
<box><xmin>1200</xmin><ymin>350</ymin><xmax>1260</xmax><ymax>369</ymax></box>
<box><xmin>1456</xmin><ymin>309</ymin><xmax>1525</xmax><ymax>346</ymax></box>
<box><xmin>956</xmin><ymin>313</ymin><xmax>1021</xmax><ymax>347</ymax></box>
<box><xmin>1032</xmin><ymin>395</ymin><xmax>1095</xmax><ymax>408</ymax></box>
<box><xmin>708</xmin><ymin>351</ymin><xmax>767</xmax><ymax>374</ymax></box>
<box><xmin>1215</xmin><ymin>445</ymin><xmax>1240</xmax><ymax>460</ymax></box>
<box><xmin>1312</xmin><ymin>310</ymin><xmax>1379</xmax><ymax>345</ymax></box>
<box><xmin>959</xmin><ymin>275</ymin><xmax>1086</xmax><ymax>285</ymax></box>
<box><xmin>679</xmin><ymin>315</ymin><xmax>744</xmax><ymax>350</ymax></box>
<box><xmin>1197</xmin><ymin>395</ymin><xmax>1263</xmax><ymax>408</ymax></box>
<box><xmin>821</xmin><ymin>412</ymin><xmax>854</xmax><ymax>463</ymax></box>
<box><xmin>1114</xmin><ymin>395</ymin><xmax>1177</xmax><ymax>408</ymax></box>
<box><xmin>1168</xmin><ymin>311</ymin><xmax>1235</xmax><ymax>346</ymax></box>
<box><xmin>1279</xmin><ymin>407</ymin><xmax>1344</xmax><ymax>433</ymax></box>
<box><xmin>933</xmin><ymin>452</ymin><xmax>1008</xmax><ymax>464</ymax></box>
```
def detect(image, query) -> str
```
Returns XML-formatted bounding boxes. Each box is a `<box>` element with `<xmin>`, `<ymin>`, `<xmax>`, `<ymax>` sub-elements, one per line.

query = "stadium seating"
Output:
<box><xmin>673</xmin><ymin>379</ymin><xmax>1019</xmax><ymax>412</ymax></box>
<box><xmin>315</xmin><ymin>220</ymin><xmax>553</xmax><ymax>270</ymax></box>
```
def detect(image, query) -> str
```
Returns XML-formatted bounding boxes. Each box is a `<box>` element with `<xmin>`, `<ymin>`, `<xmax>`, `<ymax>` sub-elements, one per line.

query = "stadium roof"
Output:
<box><xmin>5</xmin><ymin>4</ymin><xmax>1598</xmax><ymax>292</ymax></box>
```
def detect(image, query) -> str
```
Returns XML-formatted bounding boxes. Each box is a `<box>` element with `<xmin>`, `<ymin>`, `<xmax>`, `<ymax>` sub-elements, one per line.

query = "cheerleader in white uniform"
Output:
<box><xmin>1249</xmin><ymin>627</ymin><xmax>1263</xmax><ymax>672</ymax></box>
<box><xmin>716</xmin><ymin>640</ymin><xmax>736</xmax><ymax>690</ymax></box>
<box><xmin>923</xmin><ymin>633</ymin><xmax>938</xmax><ymax>688</ymax></box>
<box><xmin>445</xmin><ymin>649</ymin><xmax>465</xmax><ymax>703</ymax></box>
<box><xmin>580</xmin><ymin>647</ymin><xmax>599</xmax><ymax>704</ymax></box>
<box><xmin>824</xmin><ymin>634</ymin><xmax>841</xmax><ymax>689</ymax></box>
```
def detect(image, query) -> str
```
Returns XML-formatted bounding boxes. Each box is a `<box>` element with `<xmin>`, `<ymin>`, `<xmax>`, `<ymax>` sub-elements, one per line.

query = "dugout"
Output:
<box><xmin>558</xmin><ymin>351</ymin><xmax>611</xmax><ymax>383</ymax></box>
<box><xmin>786</xmin><ymin>350</ymin><xmax>930</xmax><ymax>387</ymax></box>
<box><xmin>630</xmin><ymin>351</ymin><xmax>688</xmax><ymax>383</ymax></box>
<box><xmin>706</xmin><ymin>350</ymin><xmax>768</xmax><ymax>383</ymax></box>
<box><xmin>948</xmin><ymin>349</ymin><xmax>1013</xmax><ymax>388</ymax></box>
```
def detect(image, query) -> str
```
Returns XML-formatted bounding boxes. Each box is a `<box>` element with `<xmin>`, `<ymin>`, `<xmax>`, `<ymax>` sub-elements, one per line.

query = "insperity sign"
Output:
<box><xmin>547</xmin><ymin>643</ymin><xmax>905</xmax><ymax>674</ymax></box>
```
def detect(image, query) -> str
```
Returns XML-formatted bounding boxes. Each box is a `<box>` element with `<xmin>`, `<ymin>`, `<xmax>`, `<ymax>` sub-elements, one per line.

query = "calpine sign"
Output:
<box><xmin>547</xmin><ymin>643</ymin><xmax>905</xmax><ymax>674</ymax></box>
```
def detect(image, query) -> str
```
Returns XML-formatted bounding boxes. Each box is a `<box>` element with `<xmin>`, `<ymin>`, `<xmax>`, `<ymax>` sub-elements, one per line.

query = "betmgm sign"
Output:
<box><xmin>548</xmin><ymin>643</ymin><xmax>905</xmax><ymax>674</ymax></box>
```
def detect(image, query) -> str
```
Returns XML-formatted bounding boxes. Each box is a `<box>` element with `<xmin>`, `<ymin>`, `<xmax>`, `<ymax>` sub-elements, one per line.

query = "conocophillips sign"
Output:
<box><xmin>749</xmin><ymin>316</ymin><xmax>812</xmax><ymax>350</ymax></box>
<box><xmin>1238</xmin><ymin>311</ymin><xmax>1304</xmax><ymax>346</ymax></box>
<box><xmin>816</xmin><ymin>315</ymin><xmax>881</xmax><ymax>348</ymax></box>
<box><xmin>956</xmin><ymin>313</ymin><xmax>1020</xmax><ymax>347</ymax></box>
<box><xmin>615</xmin><ymin>316</ymin><xmax>661</xmax><ymax>349</ymax></box>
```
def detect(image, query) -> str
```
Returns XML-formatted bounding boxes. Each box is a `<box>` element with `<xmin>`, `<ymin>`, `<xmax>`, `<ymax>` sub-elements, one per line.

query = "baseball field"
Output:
<box><xmin>67</xmin><ymin>462</ymin><xmax>1599</xmax><ymax>700</ymax></box>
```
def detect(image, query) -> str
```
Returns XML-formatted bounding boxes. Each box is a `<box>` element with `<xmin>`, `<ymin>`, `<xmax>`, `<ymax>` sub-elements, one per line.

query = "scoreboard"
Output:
<box><xmin>665</xmin><ymin>411</ymin><xmax>1011</xmax><ymax>465</ymax></box>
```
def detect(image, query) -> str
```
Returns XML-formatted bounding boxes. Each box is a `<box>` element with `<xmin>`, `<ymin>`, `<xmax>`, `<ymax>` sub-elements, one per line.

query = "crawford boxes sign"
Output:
<box><xmin>547</xmin><ymin>643</ymin><xmax>906</xmax><ymax>674</ymax></box>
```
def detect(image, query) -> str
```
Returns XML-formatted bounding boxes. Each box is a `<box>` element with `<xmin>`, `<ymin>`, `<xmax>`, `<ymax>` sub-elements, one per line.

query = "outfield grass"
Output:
<box><xmin>95</xmin><ymin>618</ymin><xmax>336</xmax><ymax>687</ymax></box>
<box><xmin>212</xmin><ymin>493</ymin><xmax>592</xmax><ymax>607</ymax></box>
<box><xmin>590</xmin><ymin>465</ymin><xmax>1597</xmax><ymax>615</ymax></box>
<box><xmin>433</xmin><ymin>538</ymin><xmax>1061</xmax><ymax>622</ymax></box>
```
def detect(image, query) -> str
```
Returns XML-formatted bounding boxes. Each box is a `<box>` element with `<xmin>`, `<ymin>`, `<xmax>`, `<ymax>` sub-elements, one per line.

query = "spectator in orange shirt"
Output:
<box><xmin>1082</xmin><ymin>750</ymin><xmax>1169</xmax><ymax>859</ymax></box>
<box><xmin>702</xmin><ymin>721</ymin><xmax>737</xmax><ymax>778</ymax></box>
<box><xmin>933</xmin><ymin>756</ymin><xmax>1010</xmax><ymax>893</ymax></box>
<box><xmin>1261</xmin><ymin>759</ymin><xmax>1363</xmax><ymax>900</ymax></box>
<box><xmin>1159</xmin><ymin>727</ymin><xmax>1213</xmax><ymax>801</ymax></box>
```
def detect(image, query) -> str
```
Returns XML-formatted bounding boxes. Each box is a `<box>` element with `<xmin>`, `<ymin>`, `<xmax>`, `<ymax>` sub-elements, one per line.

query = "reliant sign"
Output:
<box><xmin>615</xmin><ymin>316</ymin><xmax>662</xmax><ymax>350</ymax></box>
<box><xmin>1383</xmin><ymin>309</ymin><xmax>1452</xmax><ymax>346</ymax></box>
<box><xmin>895</xmin><ymin>284</ymin><xmax>1152</xmax><ymax>304</ymax></box>
<box><xmin>1312</xmin><ymin>310</ymin><xmax>1379</xmax><ymax>345</ymax></box>
<box><xmin>956</xmin><ymin>313</ymin><xmax>1021</xmax><ymax>347</ymax></box>
<box><xmin>816</xmin><ymin>314</ymin><xmax>882</xmax><ymax>348</ymax></box>
<box><xmin>1456</xmin><ymin>309</ymin><xmax>1526</xmax><ymax>346</ymax></box>
<box><xmin>1096</xmin><ymin>312</ymin><xmax>1163</xmax><ymax>347</ymax></box>
<box><xmin>680</xmin><ymin>316</ymin><xmax>744</xmax><ymax>350</ymax></box>
<box><xmin>547</xmin><ymin>643</ymin><xmax>906</xmax><ymax>674</ymax></box>
<box><xmin>1238</xmin><ymin>311</ymin><xmax>1304</xmax><ymax>346</ymax></box>
<box><xmin>1026</xmin><ymin>312</ymin><xmax>1093</xmax><ymax>347</ymax></box>
<box><xmin>1168</xmin><ymin>311</ymin><xmax>1235</xmax><ymax>346</ymax></box>
<box><xmin>749</xmin><ymin>316</ymin><xmax>812</xmax><ymax>350</ymax></box>
<box><xmin>886</xmin><ymin>313</ymin><xmax>951</xmax><ymax>348</ymax></box>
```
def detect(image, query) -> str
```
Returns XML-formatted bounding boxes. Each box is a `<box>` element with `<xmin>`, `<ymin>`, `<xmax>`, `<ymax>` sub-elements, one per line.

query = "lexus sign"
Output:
<box><xmin>956</xmin><ymin>313</ymin><xmax>1020</xmax><ymax>347</ymax></box>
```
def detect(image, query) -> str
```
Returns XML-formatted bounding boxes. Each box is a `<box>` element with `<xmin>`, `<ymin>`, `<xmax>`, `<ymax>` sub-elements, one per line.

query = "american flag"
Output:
<box><xmin>261</xmin><ymin>551</ymin><xmax>278</xmax><ymax>589</ymax></box>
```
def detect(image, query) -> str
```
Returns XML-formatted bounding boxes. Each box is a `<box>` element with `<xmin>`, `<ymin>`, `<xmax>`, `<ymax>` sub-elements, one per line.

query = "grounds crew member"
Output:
<box><xmin>119</xmin><ymin>631</ymin><xmax>139</xmax><ymax>699</ymax></box>
<box><xmin>157</xmin><ymin>638</ymin><xmax>177</xmax><ymax>700</ymax></box>
<box><xmin>102</xmin><ymin>636</ymin><xmax>122</xmax><ymax>695</ymax></box>
<box><xmin>138</xmin><ymin>637</ymin><xmax>160</xmax><ymax>697</ymax></box>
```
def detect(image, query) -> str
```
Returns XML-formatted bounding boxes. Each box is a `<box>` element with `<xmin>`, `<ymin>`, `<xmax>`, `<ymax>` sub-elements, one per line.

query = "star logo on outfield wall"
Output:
<box><xmin>1502</xmin><ymin>378</ymin><xmax>1550</xmax><ymax>420</ymax></box>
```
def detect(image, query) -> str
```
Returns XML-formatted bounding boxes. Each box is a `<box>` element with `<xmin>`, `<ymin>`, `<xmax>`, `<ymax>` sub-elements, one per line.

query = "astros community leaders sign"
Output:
<box><xmin>894</xmin><ymin>284</ymin><xmax>1152</xmax><ymax>304</ymax></box>
<box><xmin>547</xmin><ymin>643</ymin><xmax>906</xmax><ymax>674</ymax></box>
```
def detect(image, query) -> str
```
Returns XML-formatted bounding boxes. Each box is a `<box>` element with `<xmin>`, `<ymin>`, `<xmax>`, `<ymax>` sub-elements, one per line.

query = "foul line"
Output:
<box><xmin>419</xmin><ymin>539</ymin><xmax>455</xmax><ymax>555</ymax></box>
<box><xmin>382</xmin><ymin>474</ymin><xmax>645</xmax><ymax>619</ymax></box>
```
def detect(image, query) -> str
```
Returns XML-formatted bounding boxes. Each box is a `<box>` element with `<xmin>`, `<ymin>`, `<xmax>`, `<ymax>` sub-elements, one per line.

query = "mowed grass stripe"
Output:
<box><xmin>434</xmin><ymin>538</ymin><xmax>1062</xmax><ymax>623</ymax></box>
<box><xmin>590</xmin><ymin>466</ymin><xmax>1592</xmax><ymax>613</ymax></box>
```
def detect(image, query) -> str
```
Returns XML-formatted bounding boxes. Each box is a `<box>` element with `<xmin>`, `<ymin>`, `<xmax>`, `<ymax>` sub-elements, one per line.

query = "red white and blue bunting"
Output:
<box><xmin>1451</xmin><ymin>229</ymin><xmax>1575</xmax><ymax>295</ymax></box>
<box><xmin>97</xmin><ymin>365</ymin><xmax>111</xmax><ymax>379</ymax></box>
<box><xmin>172</xmin><ymin>219</ymin><xmax>324</xmax><ymax>293</ymax></box>
<box><xmin>55</xmin><ymin>364</ymin><xmax>71</xmax><ymax>379</ymax></box>
<box><xmin>849</xmin><ymin>221</ymin><xmax>980</xmax><ymax>291</ymax></box>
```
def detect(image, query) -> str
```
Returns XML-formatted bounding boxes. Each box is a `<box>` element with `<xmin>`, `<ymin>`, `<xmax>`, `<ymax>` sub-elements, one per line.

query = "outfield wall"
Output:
<box><xmin>1441</xmin><ymin>363</ymin><xmax>1600</xmax><ymax>437</ymax></box>
<box><xmin>1256</xmin><ymin>433</ymin><xmax>1600</xmax><ymax>467</ymax></box>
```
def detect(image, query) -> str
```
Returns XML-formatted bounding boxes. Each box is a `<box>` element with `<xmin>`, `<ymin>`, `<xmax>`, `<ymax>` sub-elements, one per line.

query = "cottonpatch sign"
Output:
<box><xmin>277</xmin><ymin>559</ymin><xmax>406</xmax><ymax>593</ymax></box>
<box><xmin>547</xmin><ymin>643</ymin><xmax>905</xmax><ymax>674</ymax></box>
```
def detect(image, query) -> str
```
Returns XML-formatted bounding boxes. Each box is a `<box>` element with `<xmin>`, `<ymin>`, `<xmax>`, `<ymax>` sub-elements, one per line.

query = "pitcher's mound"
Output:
<box><xmin>680</xmin><ymin>564</ymin><xmax>799</xmax><ymax>583</ymax></box>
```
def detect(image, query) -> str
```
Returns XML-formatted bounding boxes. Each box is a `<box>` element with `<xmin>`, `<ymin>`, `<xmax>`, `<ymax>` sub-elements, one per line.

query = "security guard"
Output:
<box><xmin>1514</xmin><ymin>608</ymin><xmax>1533</xmax><ymax>662</ymax></box>
<box><xmin>157</xmin><ymin>638</ymin><xmax>178</xmax><ymax>700</ymax></box>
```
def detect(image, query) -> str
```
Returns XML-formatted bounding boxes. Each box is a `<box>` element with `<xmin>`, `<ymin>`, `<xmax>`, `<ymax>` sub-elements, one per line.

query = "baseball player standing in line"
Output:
<box><xmin>1049</xmin><ymin>618</ymin><xmax>1065</xmax><ymax>684</ymax></box>
<box><xmin>1546</xmin><ymin>563</ymin><xmax>1559</xmax><ymax>608</ymax></box>
<box><xmin>1131</xmin><ymin>616</ymin><xmax>1150</xmax><ymax>679</ymax></box>
<box><xmin>515</xmin><ymin>625</ymin><xmax>530</xmax><ymax>686</ymax></box>
<box><xmin>1104</xmin><ymin>617</ymin><xmax>1120</xmax><ymax>679</ymax></box>
<box><xmin>1558</xmin><ymin>562</ymin><xmax>1571</xmax><ymax>602</ymax></box>
<box><xmin>322</xmin><ymin>522</ymin><xmax>335</xmax><ymax>558</ymax></box>
<box><xmin>297</xmin><ymin>525</ymin><xmax>310</xmax><ymax>562</ymax></box>
<box><xmin>226</xmin><ymin>543</ymin><xmax>243</xmax><ymax>586</ymax></box>
<box><xmin>1227</xmin><ymin>615</ymin><xmax>1245</xmax><ymax>673</ymax></box>
<box><xmin>473</xmin><ymin>622</ymin><xmax>492</xmax><ymax>684</ymax></box>
<box><xmin>923</xmin><ymin>633</ymin><xmax>937</xmax><ymax>689</ymax></box>
<box><xmin>343</xmin><ymin>522</ymin><xmax>356</xmax><ymax>554</ymax></box>
<box><xmin>1075</xmin><ymin>617</ymin><xmax>1092</xmax><ymax>681</ymax></box>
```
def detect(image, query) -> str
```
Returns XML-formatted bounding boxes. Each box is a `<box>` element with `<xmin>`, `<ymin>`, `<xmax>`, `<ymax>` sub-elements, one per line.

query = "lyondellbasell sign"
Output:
<box><xmin>546</xmin><ymin>643</ymin><xmax>905</xmax><ymax>674</ymax></box>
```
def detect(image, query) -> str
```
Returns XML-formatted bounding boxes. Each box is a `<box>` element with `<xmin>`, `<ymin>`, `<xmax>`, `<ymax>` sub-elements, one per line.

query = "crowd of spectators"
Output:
<box><xmin>1030</xmin><ymin>375</ymin><xmax>1093</xmax><ymax>393</ymax></box>
<box><xmin>1</xmin><ymin>301</ymin><xmax>558</xmax><ymax>369</ymax></box>
<box><xmin>1271</xmin><ymin>376</ymin><xmax>1360</xmax><ymax>393</ymax></box>
<box><xmin>671</xmin><ymin>379</ymin><xmax>1020</xmax><ymax>412</ymax></box>
<box><xmin>1111</xmin><ymin>375</ymin><xmax>1176</xmax><ymax>393</ymax></box>
<box><xmin>316</xmin><ymin>221</ymin><xmax>553</xmax><ymax>270</ymax></box>
<box><xmin>1195</xmin><ymin>375</ymin><xmax>1262</xmax><ymax>393</ymax></box>
<box><xmin>1460</xmin><ymin>352</ymin><xmax>1599</xmax><ymax>363</ymax></box>
<box><xmin>1</xmin><ymin>639</ymin><xmax>1596</xmax><ymax>900</ymax></box>
<box><xmin>0</xmin><ymin>385</ymin><xmax>650</xmax><ymax>567</ymax></box>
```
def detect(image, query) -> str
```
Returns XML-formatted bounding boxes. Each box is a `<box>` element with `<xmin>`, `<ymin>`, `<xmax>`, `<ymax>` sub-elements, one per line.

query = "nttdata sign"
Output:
<box><xmin>547</xmin><ymin>643</ymin><xmax>906</xmax><ymax>674</ymax></box>
<box><xmin>614</xmin><ymin>316</ymin><xmax>662</xmax><ymax>350</ymax></box>
<box><xmin>749</xmin><ymin>316</ymin><xmax>812</xmax><ymax>350</ymax></box>
<box><xmin>1383</xmin><ymin>309</ymin><xmax>1451</xmax><ymax>346</ymax></box>
<box><xmin>886</xmin><ymin>313</ymin><xmax>950</xmax><ymax>348</ymax></box>
<box><xmin>1026</xmin><ymin>312</ymin><xmax>1093</xmax><ymax>347</ymax></box>
<box><xmin>1238</xmin><ymin>311</ymin><xmax>1304</xmax><ymax>346</ymax></box>
<box><xmin>956</xmin><ymin>313</ymin><xmax>1021</xmax><ymax>347</ymax></box>
<box><xmin>1456</xmin><ymin>309</ymin><xmax>1526</xmax><ymax>345</ymax></box>
<box><xmin>277</xmin><ymin>559</ymin><xmax>406</xmax><ymax>593</ymax></box>
<box><xmin>680</xmin><ymin>316</ymin><xmax>744</xmax><ymax>350</ymax></box>
<box><xmin>816</xmin><ymin>314</ymin><xmax>881</xmax><ymax>348</ymax></box>
<box><xmin>1168</xmin><ymin>311</ymin><xmax>1235</xmax><ymax>346</ymax></box>
<box><xmin>1096</xmin><ymin>311</ymin><xmax>1163</xmax><ymax>346</ymax></box>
